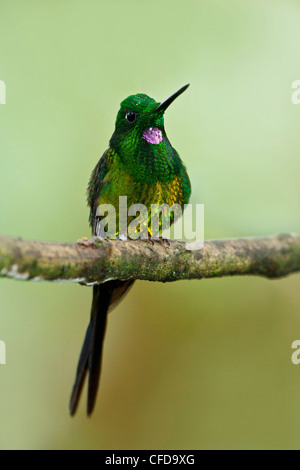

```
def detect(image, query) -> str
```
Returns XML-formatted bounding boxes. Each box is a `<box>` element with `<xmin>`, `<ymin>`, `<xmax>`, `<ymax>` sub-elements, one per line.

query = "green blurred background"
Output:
<box><xmin>0</xmin><ymin>0</ymin><xmax>300</xmax><ymax>450</ymax></box>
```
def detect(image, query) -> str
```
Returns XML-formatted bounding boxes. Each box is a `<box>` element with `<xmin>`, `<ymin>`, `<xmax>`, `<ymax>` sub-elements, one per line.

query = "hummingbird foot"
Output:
<box><xmin>157</xmin><ymin>237</ymin><xmax>171</xmax><ymax>247</ymax></box>
<box><xmin>145</xmin><ymin>237</ymin><xmax>171</xmax><ymax>247</ymax></box>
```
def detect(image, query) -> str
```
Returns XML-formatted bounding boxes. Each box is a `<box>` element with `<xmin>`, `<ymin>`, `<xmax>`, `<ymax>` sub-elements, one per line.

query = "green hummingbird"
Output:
<box><xmin>69</xmin><ymin>84</ymin><xmax>192</xmax><ymax>416</ymax></box>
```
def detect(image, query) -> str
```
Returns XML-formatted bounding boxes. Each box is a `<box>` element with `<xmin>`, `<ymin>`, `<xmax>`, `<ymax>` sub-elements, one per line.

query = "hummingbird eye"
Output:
<box><xmin>125</xmin><ymin>111</ymin><xmax>138</xmax><ymax>123</ymax></box>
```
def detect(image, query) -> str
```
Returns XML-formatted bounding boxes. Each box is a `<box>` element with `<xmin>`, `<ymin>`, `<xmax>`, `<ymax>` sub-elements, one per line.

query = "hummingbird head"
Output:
<box><xmin>110</xmin><ymin>84</ymin><xmax>189</xmax><ymax>150</ymax></box>
<box><xmin>109</xmin><ymin>84</ymin><xmax>189</xmax><ymax>184</ymax></box>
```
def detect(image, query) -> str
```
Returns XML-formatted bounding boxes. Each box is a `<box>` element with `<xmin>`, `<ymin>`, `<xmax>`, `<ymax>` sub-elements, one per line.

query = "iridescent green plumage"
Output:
<box><xmin>70</xmin><ymin>85</ymin><xmax>191</xmax><ymax>416</ymax></box>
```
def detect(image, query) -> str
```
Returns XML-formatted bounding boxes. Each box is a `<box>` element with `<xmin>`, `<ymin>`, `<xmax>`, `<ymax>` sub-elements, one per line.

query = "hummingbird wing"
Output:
<box><xmin>87</xmin><ymin>148</ymin><xmax>113</xmax><ymax>233</ymax></box>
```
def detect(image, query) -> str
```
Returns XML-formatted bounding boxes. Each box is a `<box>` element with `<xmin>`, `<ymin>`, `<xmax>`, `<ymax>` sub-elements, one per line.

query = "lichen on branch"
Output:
<box><xmin>0</xmin><ymin>233</ymin><xmax>299</xmax><ymax>285</ymax></box>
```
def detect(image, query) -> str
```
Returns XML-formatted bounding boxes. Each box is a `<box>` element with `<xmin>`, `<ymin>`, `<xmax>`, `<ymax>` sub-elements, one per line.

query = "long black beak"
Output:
<box><xmin>155</xmin><ymin>84</ymin><xmax>190</xmax><ymax>113</ymax></box>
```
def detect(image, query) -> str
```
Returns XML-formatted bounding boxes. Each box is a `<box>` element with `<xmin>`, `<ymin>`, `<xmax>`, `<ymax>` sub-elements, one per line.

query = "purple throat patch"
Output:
<box><xmin>142</xmin><ymin>127</ymin><xmax>163</xmax><ymax>145</ymax></box>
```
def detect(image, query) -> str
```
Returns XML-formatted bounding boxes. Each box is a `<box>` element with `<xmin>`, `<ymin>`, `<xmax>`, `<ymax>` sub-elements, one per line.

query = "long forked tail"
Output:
<box><xmin>69</xmin><ymin>280</ymin><xmax>134</xmax><ymax>416</ymax></box>
<box><xmin>69</xmin><ymin>283</ymin><xmax>114</xmax><ymax>416</ymax></box>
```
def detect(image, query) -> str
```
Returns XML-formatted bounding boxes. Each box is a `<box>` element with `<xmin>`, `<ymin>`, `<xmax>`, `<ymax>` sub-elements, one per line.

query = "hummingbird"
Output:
<box><xmin>69</xmin><ymin>84</ymin><xmax>192</xmax><ymax>416</ymax></box>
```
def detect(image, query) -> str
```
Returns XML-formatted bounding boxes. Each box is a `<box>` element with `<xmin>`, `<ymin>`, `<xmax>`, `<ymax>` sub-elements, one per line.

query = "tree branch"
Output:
<box><xmin>0</xmin><ymin>233</ymin><xmax>299</xmax><ymax>285</ymax></box>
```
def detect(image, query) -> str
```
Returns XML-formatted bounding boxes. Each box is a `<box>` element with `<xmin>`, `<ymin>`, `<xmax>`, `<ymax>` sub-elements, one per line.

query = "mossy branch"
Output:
<box><xmin>0</xmin><ymin>233</ymin><xmax>299</xmax><ymax>285</ymax></box>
